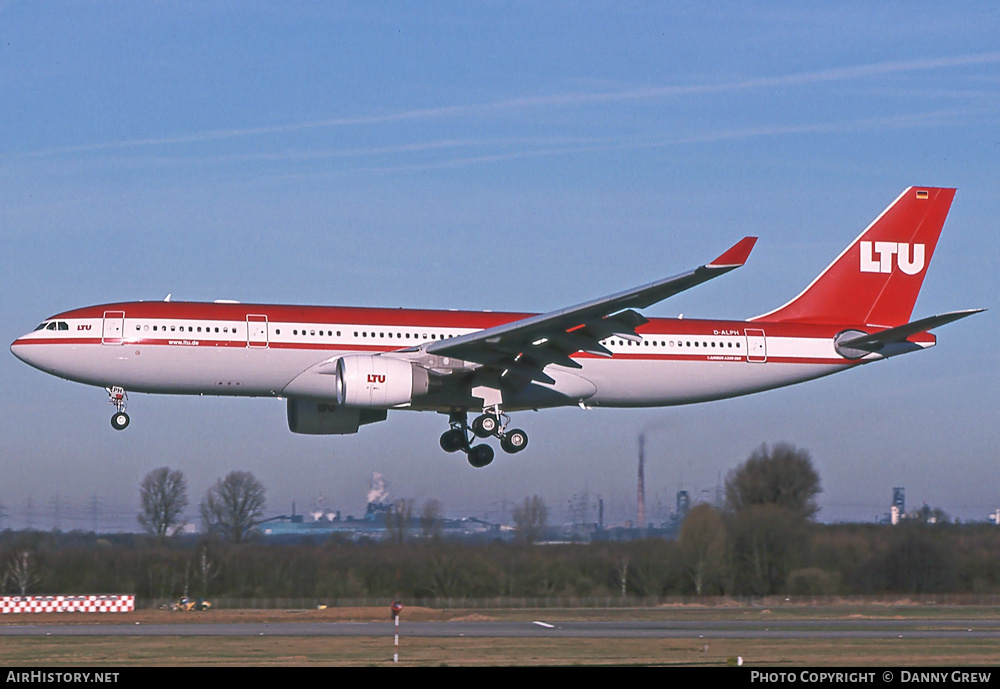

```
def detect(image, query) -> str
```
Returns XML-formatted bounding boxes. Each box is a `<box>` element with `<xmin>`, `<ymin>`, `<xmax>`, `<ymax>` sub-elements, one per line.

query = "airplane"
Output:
<box><xmin>11</xmin><ymin>187</ymin><xmax>982</xmax><ymax>468</ymax></box>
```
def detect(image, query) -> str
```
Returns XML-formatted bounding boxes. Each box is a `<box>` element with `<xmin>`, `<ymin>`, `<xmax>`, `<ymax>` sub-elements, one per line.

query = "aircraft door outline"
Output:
<box><xmin>745</xmin><ymin>328</ymin><xmax>766</xmax><ymax>363</ymax></box>
<box><xmin>247</xmin><ymin>314</ymin><xmax>269</xmax><ymax>348</ymax></box>
<box><xmin>102</xmin><ymin>311</ymin><xmax>125</xmax><ymax>345</ymax></box>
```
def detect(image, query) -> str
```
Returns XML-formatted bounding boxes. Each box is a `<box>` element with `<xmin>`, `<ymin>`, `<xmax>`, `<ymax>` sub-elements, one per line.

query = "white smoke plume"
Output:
<box><xmin>367</xmin><ymin>472</ymin><xmax>390</xmax><ymax>505</ymax></box>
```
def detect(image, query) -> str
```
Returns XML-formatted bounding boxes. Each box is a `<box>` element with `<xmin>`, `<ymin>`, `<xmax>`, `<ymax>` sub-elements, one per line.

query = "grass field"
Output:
<box><xmin>2</xmin><ymin>604</ymin><xmax>999</xmax><ymax>666</ymax></box>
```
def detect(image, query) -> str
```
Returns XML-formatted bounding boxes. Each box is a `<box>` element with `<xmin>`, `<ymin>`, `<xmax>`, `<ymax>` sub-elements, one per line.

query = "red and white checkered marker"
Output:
<box><xmin>1</xmin><ymin>595</ymin><xmax>134</xmax><ymax>614</ymax></box>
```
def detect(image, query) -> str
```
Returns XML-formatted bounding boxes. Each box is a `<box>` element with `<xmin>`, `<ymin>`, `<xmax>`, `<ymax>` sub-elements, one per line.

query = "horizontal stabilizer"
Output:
<box><xmin>838</xmin><ymin>309</ymin><xmax>985</xmax><ymax>352</ymax></box>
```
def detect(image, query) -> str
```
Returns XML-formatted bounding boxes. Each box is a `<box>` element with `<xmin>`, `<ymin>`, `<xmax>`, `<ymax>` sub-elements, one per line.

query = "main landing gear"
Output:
<box><xmin>106</xmin><ymin>386</ymin><xmax>130</xmax><ymax>431</ymax></box>
<box><xmin>440</xmin><ymin>408</ymin><xmax>528</xmax><ymax>468</ymax></box>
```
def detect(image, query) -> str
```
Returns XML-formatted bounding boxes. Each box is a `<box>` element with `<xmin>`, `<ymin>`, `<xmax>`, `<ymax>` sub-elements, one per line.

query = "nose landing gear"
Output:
<box><xmin>106</xmin><ymin>386</ymin><xmax>130</xmax><ymax>431</ymax></box>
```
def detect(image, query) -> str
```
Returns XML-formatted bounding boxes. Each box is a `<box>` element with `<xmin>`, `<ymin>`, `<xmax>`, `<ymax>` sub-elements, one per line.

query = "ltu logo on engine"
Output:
<box><xmin>860</xmin><ymin>241</ymin><xmax>925</xmax><ymax>275</ymax></box>
<box><xmin>367</xmin><ymin>374</ymin><xmax>386</xmax><ymax>384</ymax></box>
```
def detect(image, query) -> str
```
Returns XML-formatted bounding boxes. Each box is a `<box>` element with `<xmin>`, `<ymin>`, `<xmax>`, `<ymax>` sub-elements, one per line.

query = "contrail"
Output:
<box><xmin>14</xmin><ymin>51</ymin><xmax>1000</xmax><ymax>158</ymax></box>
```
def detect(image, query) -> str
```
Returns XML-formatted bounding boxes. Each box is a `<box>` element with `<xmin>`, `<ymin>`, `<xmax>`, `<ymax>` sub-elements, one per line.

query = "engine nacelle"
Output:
<box><xmin>335</xmin><ymin>355</ymin><xmax>430</xmax><ymax>407</ymax></box>
<box><xmin>286</xmin><ymin>399</ymin><xmax>387</xmax><ymax>435</ymax></box>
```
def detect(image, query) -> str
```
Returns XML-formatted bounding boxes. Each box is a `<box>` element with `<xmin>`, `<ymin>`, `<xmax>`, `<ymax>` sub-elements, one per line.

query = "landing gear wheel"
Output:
<box><xmin>111</xmin><ymin>412</ymin><xmax>130</xmax><ymax>431</ymax></box>
<box><xmin>440</xmin><ymin>428</ymin><xmax>468</xmax><ymax>453</ymax></box>
<box><xmin>472</xmin><ymin>414</ymin><xmax>499</xmax><ymax>438</ymax></box>
<box><xmin>105</xmin><ymin>386</ymin><xmax>129</xmax><ymax>430</ymax></box>
<box><xmin>500</xmin><ymin>428</ymin><xmax>528</xmax><ymax>454</ymax></box>
<box><xmin>467</xmin><ymin>444</ymin><xmax>495</xmax><ymax>468</ymax></box>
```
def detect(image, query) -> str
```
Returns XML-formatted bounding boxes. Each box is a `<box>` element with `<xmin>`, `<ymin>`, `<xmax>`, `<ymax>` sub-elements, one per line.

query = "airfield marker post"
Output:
<box><xmin>391</xmin><ymin>599</ymin><xmax>403</xmax><ymax>663</ymax></box>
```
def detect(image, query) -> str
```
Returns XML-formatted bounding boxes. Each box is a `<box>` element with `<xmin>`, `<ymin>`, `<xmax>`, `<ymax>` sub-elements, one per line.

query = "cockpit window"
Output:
<box><xmin>58</xmin><ymin>322</ymin><xmax>69</xmax><ymax>331</ymax></box>
<box><xmin>46</xmin><ymin>322</ymin><xmax>58</xmax><ymax>331</ymax></box>
<box><xmin>34</xmin><ymin>323</ymin><xmax>48</xmax><ymax>331</ymax></box>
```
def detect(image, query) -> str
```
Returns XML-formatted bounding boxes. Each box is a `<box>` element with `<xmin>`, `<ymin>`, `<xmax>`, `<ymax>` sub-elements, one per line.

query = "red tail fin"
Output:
<box><xmin>753</xmin><ymin>187</ymin><xmax>956</xmax><ymax>326</ymax></box>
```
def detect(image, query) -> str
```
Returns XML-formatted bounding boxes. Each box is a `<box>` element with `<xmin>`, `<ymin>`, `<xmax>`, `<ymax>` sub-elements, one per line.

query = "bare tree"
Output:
<box><xmin>420</xmin><ymin>499</ymin><xmax>443</xmax><ymax>540</ymax></box>
<box><xmin>616</xmin><ymin>554</ymin><xmax>630</xmax><ymax>597</ymax></box>
<box><xmin>194</xmin><ymin>545</ymin><xmax>219</xmax><ymax>598</ymax></box>
<box><xmin>512</xmin><ymin>495</ymin><xmax>549</xmax><ymax>544</ymax></box>
<box><xmin>386</xmin><ymin>499</ymin><xmax>413</xmax><ymax>546</ymax></box>
<box><xmin>138</xmin><ymin>467</ymin><xmax>188</xmax><ymax>539</ymax></box>
<box><xmin>200</xmin><ymin>471</ymin><xmax>266</xmax><ymax>544</ymax></box>
<box><xmin>7</xmin><ymin>550</ymin><xmax>40</xmax><ymax>595</ymax></box>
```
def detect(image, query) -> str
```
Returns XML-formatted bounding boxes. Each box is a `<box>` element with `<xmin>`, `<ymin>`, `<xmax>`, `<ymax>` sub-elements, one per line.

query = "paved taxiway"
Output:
<box><xmin>3</xmin><ymin>619</ymin><xmax>1000</xmax><ymax>639</ymax></box>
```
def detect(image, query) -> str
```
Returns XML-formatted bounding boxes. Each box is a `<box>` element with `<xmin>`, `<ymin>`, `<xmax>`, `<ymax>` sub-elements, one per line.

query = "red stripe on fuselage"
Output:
<box><xmin>42</xmin><ymin>301</ymin><xmax>935</xmax><ymax>343</ymax></box>
<box><xmin>49</xmin><ymin>302</ymin><xmax>533</xmax><ymax>329</ymax></box>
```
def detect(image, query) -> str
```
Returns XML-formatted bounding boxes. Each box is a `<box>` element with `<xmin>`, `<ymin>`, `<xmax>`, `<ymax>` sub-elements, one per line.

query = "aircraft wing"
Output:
<box><xmin>423</xmin><ymin>237</ymin><xmax>757</xmax><ymax>385</ymax></box>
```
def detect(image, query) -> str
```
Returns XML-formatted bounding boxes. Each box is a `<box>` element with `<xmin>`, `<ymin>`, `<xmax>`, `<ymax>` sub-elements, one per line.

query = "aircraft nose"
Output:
<box><xmin>11</xmin><ymin>332</ymin><xmax>86</xmax><ymax>382</ymax></box>
<box><xmin>11</xmin><ymin>336</ymin><xmax>43</xmax><ymax>370</ymax></box>
<box><xmin>11</xmin><ymin>338</ymin><xmax>31</xmax><ymax>364</ymax></box>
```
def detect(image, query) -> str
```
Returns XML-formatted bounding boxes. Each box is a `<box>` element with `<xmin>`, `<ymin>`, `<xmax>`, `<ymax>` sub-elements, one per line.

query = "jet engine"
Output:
<box><xmin>335</xmin><ymin>354</ymin><xmax>430</xmax><ymax>407</ymax></box>
<box><xmin>286</xmin><ymin>399</ymin><xmax>387</xmax><ymax>435</ymax></box>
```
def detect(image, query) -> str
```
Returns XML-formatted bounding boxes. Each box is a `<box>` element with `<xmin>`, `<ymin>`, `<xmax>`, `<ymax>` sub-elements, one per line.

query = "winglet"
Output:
<box><xmin>707</xmin><ymin>236</ymin><xmax>757</xmax><ymax>268</ymax></box>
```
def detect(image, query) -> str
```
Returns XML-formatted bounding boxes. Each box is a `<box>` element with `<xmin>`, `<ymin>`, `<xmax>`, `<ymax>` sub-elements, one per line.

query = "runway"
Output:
<box><xmin>3</xmin><ymin>618</ymin><xmax>1000</xmax><ymax>639</ymax></box>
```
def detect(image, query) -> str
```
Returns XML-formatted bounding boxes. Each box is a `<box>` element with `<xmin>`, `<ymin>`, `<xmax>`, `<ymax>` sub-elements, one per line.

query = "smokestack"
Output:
<box><xmin>637</xmin><ymin>433</ymin><xmax>646</xmax><ymax>528</ymax></box>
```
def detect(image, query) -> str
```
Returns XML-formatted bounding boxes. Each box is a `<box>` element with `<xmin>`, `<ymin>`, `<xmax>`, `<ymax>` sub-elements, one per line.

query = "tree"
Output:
<box><xmin>615</xmin><ymin>554</ymin><xmax>630</xmax><ymax>597</ymax></box>
<box><xmin>200</xmin><ymin>471</ymin><xmax>266</xmax><ymax>544</ymax></box>
<box><xmin>512</xmin><ymin>495</ymin><xmax>549</xmax><ymax>544</ymax></box>
<box><xmin>386</xmin><ymin>499</ymin><xmax>413</xmax><ymax>546</ymax></box>
<box><xmin>193</xmin><ymin>545</ymin><xmax>219</xmax><ymax>598</ymax></box>
<box><xmin>677</xmin><ymin>503</ymin><xmax>727</xmax><ymax>595</ymax></box>
<box><xmin>6</xmin><ymin>550</ymin><xmax>40</xmax><ymax>595</ymax></box>
<box><xmin>137</xmin><ymin>467</ymin><xmax>188</xmax><ymax>539</ymax></box>
<box><xmin>420</xmin><ymin>499</ymin><xmax>444</xmax><ymax>541</ymax></box>
<box><xmin>914</xmin><ymin>503</ymin><xmax>950</xmax><ymax>525</ymax></box>
<box><xmin>723</xmin><ymin>443</ymin><xmax>822</xmax><ymax>594</ymax></box>
<box><xmin>862</xmin><ymin>526</ymin><xmax>956</xmax><ymax>593</ymax></box>
<box><xmin>725</xmin><ymin>443</ymin><xmax>822</xmax><ymax>519</ymax></box>
<box><xmin>726</xmin><ymin>504</ymin><xmax>810</xmax><ymax>595</ymax></box>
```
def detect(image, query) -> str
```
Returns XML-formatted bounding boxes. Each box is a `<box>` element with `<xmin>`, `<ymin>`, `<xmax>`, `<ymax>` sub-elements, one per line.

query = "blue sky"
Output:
<box><xmin>2</xmin><ymin>2</ymin><xmax>998</xmax><ymax>530</ymax></box>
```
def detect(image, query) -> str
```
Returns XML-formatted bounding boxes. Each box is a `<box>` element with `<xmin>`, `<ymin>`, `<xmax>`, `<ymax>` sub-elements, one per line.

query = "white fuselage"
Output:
<box><xmin>11</xmin><ymin>301</ymin><xmax>930</xmax><ymax>413</ymax></box>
